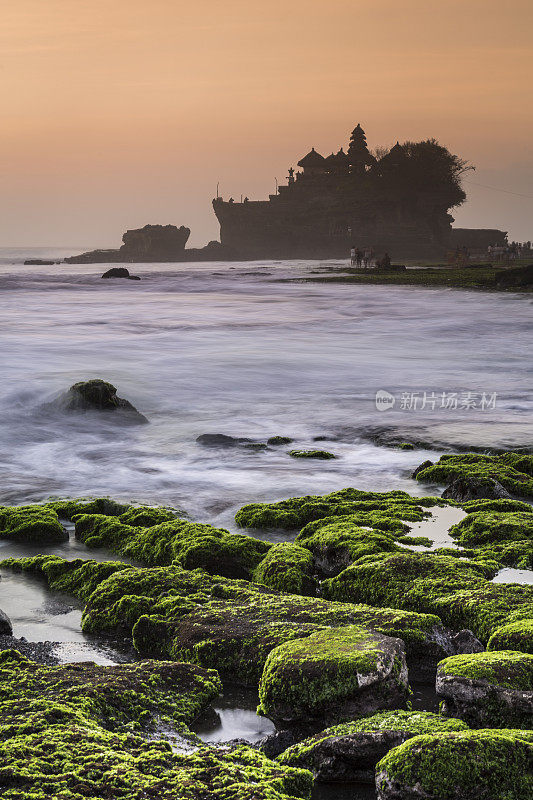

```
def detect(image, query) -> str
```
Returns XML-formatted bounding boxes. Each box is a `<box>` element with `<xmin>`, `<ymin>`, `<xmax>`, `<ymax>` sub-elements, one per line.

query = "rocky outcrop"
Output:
<box><xmin>0</xmin><ymin>611</ymin><xmax>12</xmax><ymax>636</ymax></box>
<box><xmin>436</xmin><ymin>651</ymin><xmax>533</xmax><ymax>728</ymax></box>
<box><xmin>442</xmin><ymin>476</ymin><xmax>511</xmax><ymax>501</ymax></box>
<box><xmin>0</xmin><ymin>506</ymin><xmax>67</xmax><ymax>544</ymax></box>
<box><xmin>375</xmin><ymin>729</ymin><xmax>533</xmax><ymax>800</ymax></box>
<box><xmin>101</xmin><ymin>267</ymin><xmax>140</xmax><ymax>280</ymax></box>
<box><xmin>277</xmin><ymin>710</ymin><xmax>468</xmax><ymax>782</ymax></box>
<box><xmin>57</xmin><ymin>379</ymin><xmax>148</xmax><ymax>424</ymax></box>
<box><xmin>65</xmin><ymin>227</ymin><xmax>239</xmax><ymax>263</ymax></box>
<box><xmin>257</xmin><ymin>626</ymin><xmax>409</xmax><ymax>729</ymax></box>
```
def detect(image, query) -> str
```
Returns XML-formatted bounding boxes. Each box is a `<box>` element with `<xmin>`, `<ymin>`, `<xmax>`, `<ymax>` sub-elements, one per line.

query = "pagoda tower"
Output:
<box><xmin>347</xmin><ymin>124</ymin><xmax>376</xmax><ymax>175</ymax></box>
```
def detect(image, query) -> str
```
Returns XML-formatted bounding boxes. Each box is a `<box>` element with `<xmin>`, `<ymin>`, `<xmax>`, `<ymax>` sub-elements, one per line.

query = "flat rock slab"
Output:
<box><xmin>437</xmin><ymin>650</ymin><xmax>533</xmax><ymax>728</ymax></box>
<box><xmin>258</xmin><ymin>626</ymin><xmax>409</xmax><ymax>729</ymax></box>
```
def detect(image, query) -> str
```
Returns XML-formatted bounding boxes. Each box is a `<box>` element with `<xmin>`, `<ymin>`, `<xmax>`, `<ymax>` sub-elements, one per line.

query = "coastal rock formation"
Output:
<box><xmin>436</xmin><ymin>651</ymin><xmax>533</xmax><ymax>728</ymax></box>
<box><xmin>442</xmin><ymin>476</ymin><xmax>512</xmax><ymax>501</ymax></box>
<box><xmin>0</xmin><ymin>505</ymin><xmax>67</xmax><ymax>544</ymax></box>
<box><xmin>495</xmin><ymin>263</ymin><xmax>533</xmax><ymax>289</ymax></box>
<box><xmin>0</xmin><ymin>610</ymin><xmax>13</xmax><ymax>635</ymax></box>
<box><xmin>66</xmin><ymin>224</ymin><xmax>190</xmax><ymax>263</ymax></box>
<box><xmin>277</xmin><ymin>710</ymin><xmax>468</xmax><ymax>782</ymax></box>
<box><xmin>257</xmin><ymin>626</ymin><xmax>409</xmax><ymax>729</ymax></box>
<box><xmin>101</xmin><ymin>267</ymin><xmax>141</xmax><ymax>280</ymax></box>
<box><xmin>414</xmin><ymin>452</ymin><xmax>533</xmax><ymax>498</ymax></box>
<box><xmin>375</xmin><ymin>729</ymin><xmax>533</xmax><ymax>800</ymax></box>
<box><xmin>58</xmin><ymin>379</ymin><xmax>148</xmax><ymax>424</ymax></box>
<box><xmin>288</xmin><ymin>449</ymin><xmax>336</xmax><ymax>459</ymax></box>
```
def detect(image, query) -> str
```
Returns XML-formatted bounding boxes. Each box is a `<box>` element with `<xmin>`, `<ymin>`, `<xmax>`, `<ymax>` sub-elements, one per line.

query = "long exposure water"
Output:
<box><xmin>1</xmin><ymin>251</ymin><xmax>532</xmax><ymax>794</ymax></box>
<box><xmin>1</xmin><ymin>252</ymin><xmax>531</xmax><ymax>530</ymax></box>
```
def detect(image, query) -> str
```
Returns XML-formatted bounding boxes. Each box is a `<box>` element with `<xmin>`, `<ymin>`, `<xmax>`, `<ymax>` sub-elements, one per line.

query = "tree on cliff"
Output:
<box><xmin>377</xmin><ymin>139</ymin><xmax>471</xmax><ymax>208</ymax></box>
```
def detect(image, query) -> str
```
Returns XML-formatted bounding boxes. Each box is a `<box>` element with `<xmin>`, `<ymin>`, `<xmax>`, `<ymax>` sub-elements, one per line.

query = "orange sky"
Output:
<box><xmin>1</xmin><ymin>0</ymin><xmax>532</xmax><ymax>247</ymax></box>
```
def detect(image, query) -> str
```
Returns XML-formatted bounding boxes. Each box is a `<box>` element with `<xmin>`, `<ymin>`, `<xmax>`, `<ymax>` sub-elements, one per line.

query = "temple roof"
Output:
<box><xmin>297</xmin><ymin>147</ymin><xmax>326</xmax><ymax>167</ymax></box>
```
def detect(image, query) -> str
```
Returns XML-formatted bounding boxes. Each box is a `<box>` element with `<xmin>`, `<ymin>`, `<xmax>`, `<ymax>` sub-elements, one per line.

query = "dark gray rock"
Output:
<box><xmin>451</xmin><ymin>629</ymin><xmax>484</xmax><ymax>655</ymax></box>
<box><xmin>59</xmin><ymin>380</ymin><xmax>148</xmax><ymax>424</ymax></box>
<box><xmin>411</xmin><ymin>460</ymin><xmax>433</xmax><ymax>479</ymax></box>
<box><xmin>442</xmin><ymin>476</ymin><xmax>511</xmax><ymax>501</ymax></box>
<box><xmin>101</xmin><ymin>267</ymin><xmax>141</xmax><ymax>280</ymax></box>
<box><xmin>0</xmin><ymin>610</ymin><xmax>13</xmax><ymax>636</ymax></box>
<box><xmin>196</xmin><ymin>434</ymin><xmax>254</xmax><ymax>448</ymax></box>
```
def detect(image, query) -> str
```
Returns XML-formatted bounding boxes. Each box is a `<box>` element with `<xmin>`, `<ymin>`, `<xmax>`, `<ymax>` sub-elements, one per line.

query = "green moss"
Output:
<box><xmin>438</xmin><ymin>650</ymin><xmax>533</xmax><ymax>691</ymax></box>
<box><xmin>258</xmin><ymin>626</ymin><xmax>408</xmax><ymax>723</ymax></box>
<box><xmin>488</xmin><ymin>620</ymin><xmax>533</xmax><ymax>654</ymax></box>
<box><xmin>0</xmin><ymin>647</ymin><xmax>221</xmax><ymax>735</ymax></box>
<box><xmin>0</xmin><ymin>505</ymin><xmax>67</xmax><ymax>543</ymax></box>
<box><xmin>450</xmin><ymin>511</ymin><xmax>533</xmax><ymax>547</ymax></box>
<box><xmin>296</xmin><ymin>521</ymin><xmax>401</xmax><ymax>576</ymax></box>
<box><xmin>396</xmin><ymin>535</ymin><xmax>433</xmax><ymax>547</ymax></box>
<box><xmin>461</xmin><ymin>498</ymin><xmax>533</xmax><ymax>513</ymax></box>
<box><xmin>0</xmin><ymin>653</ymin><xmax>311</xmax><ymax>800</ymax></box>
<box><xmin>2</xmin><ymin>557</ymin><xmax>447</xmax><ymax>686</ymax></box>
<box><xmin>322</xmin><ymin>550</ymin><xmax>533</xmax><ymax>643</ymax></box>
<box><xmin>73</xmin><ymin>513</ymin><xmax>270</xmax><ymax>578</ymax></box>
<box><xmin>47</xmin><ymin>497</ymin><xmax>131</xmax><ymax>520</ymax></box>
<box><xmin>288</xmin><ymin>449</ymin><xmax>336</xmax><ymax>459</ymax></box>
<box><xmin>267</xmin><ymin>436</ymin><xmax>294</xmax><ymax>445</ymax></box>
<box><xmin>414</xmin><ymin>452</ymin><xmax>533</xmax><ymax>497</ymax></box>
<box><xmin>397</xmin><ymin>442</ymin><xmax>415</xmax><ymax>450</ymax></box>
<box><xmin>376</xmin><ymin>729</ymin><xmax>533</xmax><ymax>800</ymax></box>
<box><xmin>236</xmin><ymin>488</ymin><xmax>436</xmax><ymax>531</ymax></box>
<box><xmin>278</xmin><ymin>710</ymin><xmax>467</xmax><ymax>769</ymax></box>
<box><xmin>253</xmin><ymin>543</ymin><xmax>317</xmax><ymax>595</ymax></box>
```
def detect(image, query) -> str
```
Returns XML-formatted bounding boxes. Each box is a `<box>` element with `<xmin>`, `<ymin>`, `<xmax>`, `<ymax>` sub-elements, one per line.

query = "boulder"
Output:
<box><xmin>413</xmin><ymin>452</ymin><xmax>533</xmax><ymax>498</ymax></box>
<box><xmin>376</xmin><ymin>729</ymin><xmax>533</xmax><ymax>800</ymax></box>
<box><xmin>59</xmin><ymin>379</ymin><xmax>148</xmax><ymax>424</ymax></box>
<box><xmin>277</xmin><ymin>710</ymin><xmax>468</xmax><ymax>782</ymax></box>
<box><xmin>488</xmin><ymin>619</ymin><xmax>533</xmax><ymax>655</ymax></box>
<box><xmin>0</xmin><ymin>610</ymin><xmax>12</xmax><ymax>636</ymax></box>
<box><xmin>101</xmin><ymin>267</ymin><xmax>141</xmax><ymax>280</ymax></box>
<box><xmin>288</xmin><ymin>449</ymin><xmax>336</xmax><ymax>459</ymax></box>
<box><xmin>0</xmin><ymin>505</ymin><xmax>67</xmax><ymax>544</ymax></box>
<box><xmin>267</xmin><ymin>436</ymin><xmax>294</xmax><ymax>445</ymax></box>
<box><xmin>120</xmin><ymin>224</ymin><xmax>190</xmax><ymax>260</ymax></box>
<box><xmin>411</xmin><ymin>460</ymin><xmax>433</xmax><ymax>479</ymax></box>
<box><xmin>257</xmin><ymin>626</ymin><xmax>409</xmax><ymax>729</ymax></box>
<box><xmin>442</xmin><ymin>476</ymin><xmax>511</xmax><ymax>501</ymax></box>
<box><xmin>196</xmin><ymin>433</ymin><xmax>253</xmax><ymax>447</ymax></box>
<box><xmin>451</xmin><ymin>629</ymin><xmax>484</xmax><ymax>654</ymax></box>
<box><xmin>436</xmin><ymin>651</ymin><xmax>533</xmax><ymax>728</ymax></box>
<box><xmin>252</xmin><ymin>543</ymin><xmax>317</xmax><ymax>595</ymax></box>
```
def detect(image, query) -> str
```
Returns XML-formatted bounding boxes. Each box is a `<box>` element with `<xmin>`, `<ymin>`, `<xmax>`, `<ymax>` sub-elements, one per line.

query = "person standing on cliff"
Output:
<box><xmin>350</xmin><ymin>246</ymin><xmax>356</xmax><ymax>265</ymax></box>
<box><xmin>355</xmin><ymin>248</ymin><xmax>362</xmax><ymax>267</ymax></box>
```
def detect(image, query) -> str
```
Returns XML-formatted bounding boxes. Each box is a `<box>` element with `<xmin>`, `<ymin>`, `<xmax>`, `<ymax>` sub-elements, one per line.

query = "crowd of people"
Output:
<box><xmin>488</xmin><ymin>241</ymin><xmax>531</xmax><ymax>261</ymax></box>
<box><xmin>350</xmin><ymin>246</ymin><xmax>391</xmax><ymax>269</ymax></box>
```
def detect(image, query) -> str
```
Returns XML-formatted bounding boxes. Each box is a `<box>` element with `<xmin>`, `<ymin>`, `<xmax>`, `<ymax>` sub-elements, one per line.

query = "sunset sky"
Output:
<box><xmin>1</xmin><ymin>0</ymin><xmax>532</xmax><ymax>248</ymax></box>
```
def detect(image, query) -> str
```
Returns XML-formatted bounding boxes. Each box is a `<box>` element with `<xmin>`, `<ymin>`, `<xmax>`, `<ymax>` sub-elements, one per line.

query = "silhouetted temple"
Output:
<box><xmin>213</xmin><ymin>124</ymin><xmax>504</xmax><ymax>259</ymax></box>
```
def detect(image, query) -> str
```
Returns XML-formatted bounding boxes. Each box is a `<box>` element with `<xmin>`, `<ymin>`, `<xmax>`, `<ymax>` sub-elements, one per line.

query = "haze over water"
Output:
<box><xmin>1</xmin><ymin>253</ymin><xmax>531</xmax><ymax>530</ymax></box>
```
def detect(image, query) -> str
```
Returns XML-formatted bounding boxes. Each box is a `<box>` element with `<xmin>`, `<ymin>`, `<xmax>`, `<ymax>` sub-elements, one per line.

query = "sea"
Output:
<box><xmin>0</xmin><ymin>246</ymin><xmax>531</xmax><ymax>530</ymax></box>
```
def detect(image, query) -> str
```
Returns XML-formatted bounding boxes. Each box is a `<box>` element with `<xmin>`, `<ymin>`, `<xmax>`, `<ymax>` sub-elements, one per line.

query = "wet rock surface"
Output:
<box><xmin>101</xmin><ymin>267</ymin><xmax>141</xmax><ymax>280</ymax></box>
<box><xmin>57</xmin><ymin>379</ymin><xmax>148</xmax><ymax>424</ymax></box>
<box><xmin>436</xmin><ymin>651</ymin><xmax>533</xmax><ymax>728</ymax></box>
<box><xmin>258</xmin><ymin>627</ymin><xmax>409</xmax><ymax>729</ymax></box>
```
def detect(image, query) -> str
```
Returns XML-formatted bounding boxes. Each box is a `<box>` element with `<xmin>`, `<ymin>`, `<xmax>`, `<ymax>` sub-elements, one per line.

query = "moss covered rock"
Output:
<box><xmin>488</xmin><ymin>619</ymin><xmax>533</xmax><ymax>655</ymax></box>
<box><xmin>288</xmin><ymin>449</ymin><xmax>336</xmax><ymax>459</ymax></box>
<box><xmin>375</xmin><ymin>729</ymin><xmax>533</xmax><ymax>800</ymax></box>
<box><xmin>236</xmin><ymin>488</ymin><xmax>439</xmax><ymax>531</ymax></box>
<box><xmin>278</xmin><ymin>710</ymin><xmax>468</xmax><ymax>782</ymax></box>
<box><xmin>59</xmin><ymin>379</ymin><xmax>148</xmax><ymax>424</ymax></box>
<box><xmin>3</xmin><ymin>557</ymin><xmax>451</xmax><ymax>685</ymax></box>
<box><xmin>73</xmin><ymin>513</ymin><xmax>270</xmax><ymax>578</ymax></box>
<box><xmin>258</xmin><ymin>626</ymin><xmax>409</xmax><ymax>728</ymax></box>
<box><xmin>323</xmin><ymin>550</ymin><xmax>533</xmax><ymax>644</ymax></box>
<box><xmin>296</xmin><ymin>520</ymin><xmax>401</xmax><ymax>577</ymax></box>
<box><xmin>437</xmin><ymin>650</ymin><xmax>533</xmax><ymax>728</ymax></box>
<box><xmin>0</xmin><ymin>650</ymin><xmax>310</xmax><ymax>800</ymax></box>
<box><xmin>414</xmin><ymin>452</ymin><xmax>533</xmax><ymax>498</ymax></box>
<box><xmin>48</xmin><ymin>497</ymin><xmax>131</xmax><ymax>520</ymax></box>
<box><xmin>252</xmin><ymin>543</ymin><xmax>317</xmax><ymax>595</ymax></box>
<box><xmin>0</xmin><ymin>505</ymin><xmax>67</xmax><ymax>543</ymax></box>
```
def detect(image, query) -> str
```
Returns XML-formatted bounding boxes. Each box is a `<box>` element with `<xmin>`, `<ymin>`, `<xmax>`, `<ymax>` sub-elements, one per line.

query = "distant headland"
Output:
<box><xmin>65</xmin><ymin>123</ymin><xmax>507</xmax><ymax>264</ymax></box>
